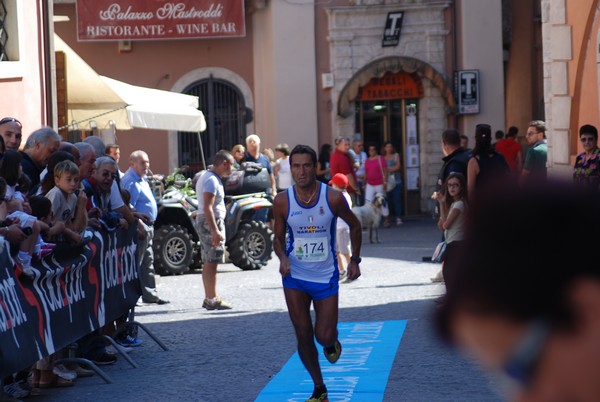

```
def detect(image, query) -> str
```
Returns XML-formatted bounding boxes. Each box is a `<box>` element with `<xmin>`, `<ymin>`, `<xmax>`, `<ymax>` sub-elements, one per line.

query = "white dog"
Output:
<box><xmin>351</xmin><ymin>193</ymin><xmax>387</xmax><ymax>243</ymax></box>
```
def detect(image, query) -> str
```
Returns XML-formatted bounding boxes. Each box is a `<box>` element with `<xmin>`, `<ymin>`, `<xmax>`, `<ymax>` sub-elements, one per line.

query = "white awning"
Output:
<box><xmin>54</xmin><ymin>34</ymin><xmax>206</xmax><ymax>132</ymax></box>
<box><xmin>99</xmin><ymin>75</ymin><xmax>206</xmax><ymax>132</ymax></box>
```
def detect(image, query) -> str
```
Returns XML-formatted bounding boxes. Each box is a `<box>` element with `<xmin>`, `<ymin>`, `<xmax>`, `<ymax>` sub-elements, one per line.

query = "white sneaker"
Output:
<box><xmin>53</xmin><ymin>364</ymin><xmax>77</xmax><ymax>381</ymax></box>
<box><xmin>430</xmin><ymin>270</ymin><xmax>444</xmax><ymax>283</ymax></box>
<box><xmin>396</xmin><ymin>218</ymin><xmax>403</xmax><ymax>225</ymax></box>
<box><xmin>3</xmin><ymin>382</ymin><xmax>29</xmax><ymax>399</ymax></box>
<box><xmin>15</xmin><ymin>255</ymin><xmax>34</xmax><ymax>278</ymax></box>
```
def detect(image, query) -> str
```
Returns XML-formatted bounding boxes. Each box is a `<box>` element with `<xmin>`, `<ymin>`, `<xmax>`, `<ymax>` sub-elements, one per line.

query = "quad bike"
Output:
<box><xmin>150</xmin><ymin>164</ymin><xmax>274</xmax><ymax>275</ymax></box>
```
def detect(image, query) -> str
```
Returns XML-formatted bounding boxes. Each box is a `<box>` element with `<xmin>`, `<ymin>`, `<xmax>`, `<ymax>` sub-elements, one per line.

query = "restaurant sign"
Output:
<box><xmin>76</xmin><ymin>0</ymin><xmax>246</xmax><ymax>41</ymax></box>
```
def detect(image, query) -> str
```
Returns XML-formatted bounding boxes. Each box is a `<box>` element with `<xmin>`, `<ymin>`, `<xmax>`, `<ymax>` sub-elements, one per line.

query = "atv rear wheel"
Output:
<box><xmin>153</xmin><ymin>224</ymin><xmax>193</xmax><ymax>275</ymax></box>
<box><xmin>228</xmin><ymin>220</ymin><xmax>273</xmax><ymax>270</ymax></box>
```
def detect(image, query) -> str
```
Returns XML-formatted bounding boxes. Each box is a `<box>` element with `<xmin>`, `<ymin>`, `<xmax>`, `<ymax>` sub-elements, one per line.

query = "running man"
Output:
<box><xmin>273</xmin><ymin>144</ymin><xmax>362</xmax><ymax>402</ymax></box>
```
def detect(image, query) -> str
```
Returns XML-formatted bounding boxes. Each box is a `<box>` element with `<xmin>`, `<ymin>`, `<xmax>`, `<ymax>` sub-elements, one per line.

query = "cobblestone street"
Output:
<box><xmin>38</xmin><ymin>217</ymin><xmax>501</xmax><ymax>402</ymax></box>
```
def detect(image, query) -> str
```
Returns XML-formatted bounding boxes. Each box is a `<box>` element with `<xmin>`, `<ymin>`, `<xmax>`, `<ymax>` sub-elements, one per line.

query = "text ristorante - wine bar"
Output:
<box><xmin>77</xmin><ymin>0</ymin><xmax>246</xmax><ymax>41</ymax></box>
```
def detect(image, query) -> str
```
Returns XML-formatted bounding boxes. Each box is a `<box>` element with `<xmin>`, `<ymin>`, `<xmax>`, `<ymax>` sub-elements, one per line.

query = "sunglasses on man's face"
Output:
<box><xmin>580</xmin><ymin>137</ymin><xmax>596</xmax><ymax>143</ymax></box>
<box><xmin>501</xmin><ymin>320</ymin><xmax>551</xmax><ymax>389</ymax></box>
<box><xmin>0</xmin><ymin>117</ymin><xmax>21</xmax><ymax>127</ymax></box>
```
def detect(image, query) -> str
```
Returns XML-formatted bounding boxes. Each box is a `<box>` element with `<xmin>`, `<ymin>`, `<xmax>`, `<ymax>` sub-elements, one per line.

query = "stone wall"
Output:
<box><xmin>541</xmin><ymin>0</ymin><xmax>573</xmax><ymax>178</ymax></box>
<box><xmin>327</xmin><ymin>1</ymin><xmax>452</xmax><ymax>212</ymax></box>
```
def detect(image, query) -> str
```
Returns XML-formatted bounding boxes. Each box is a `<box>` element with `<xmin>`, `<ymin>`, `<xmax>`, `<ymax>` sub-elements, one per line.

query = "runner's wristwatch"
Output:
<box><xmin>350</xmin><ymin>256</ymin><xmax>362</xmax><ymax>264</ymax></box>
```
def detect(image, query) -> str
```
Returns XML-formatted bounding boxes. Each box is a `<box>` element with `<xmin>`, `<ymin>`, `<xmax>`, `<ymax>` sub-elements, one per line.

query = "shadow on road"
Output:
<box><xmin>39</xmin><ymin>298</ymin><xmax>502</xmax><ymax>402</ymax></box>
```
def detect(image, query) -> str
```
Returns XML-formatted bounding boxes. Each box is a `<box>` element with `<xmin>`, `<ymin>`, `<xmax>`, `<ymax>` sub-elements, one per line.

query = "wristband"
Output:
<box><xmin>350</xmin><ymin>256</ymin><xmax>362</xmax><ymax>264</ymax></box>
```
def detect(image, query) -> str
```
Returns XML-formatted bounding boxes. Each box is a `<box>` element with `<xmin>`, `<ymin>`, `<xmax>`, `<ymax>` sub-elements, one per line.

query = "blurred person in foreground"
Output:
<box><xmin>435</xmin><ymin>179</ymin><xmax>600</xmax><ymax>401</ymax></box>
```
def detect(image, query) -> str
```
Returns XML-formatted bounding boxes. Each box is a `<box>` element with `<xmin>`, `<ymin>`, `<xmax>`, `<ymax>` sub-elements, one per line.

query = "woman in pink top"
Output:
<box><xmin>362</xmin><ymin>144</ymin><xmax>388</xmax><ymax>203</ymax></box>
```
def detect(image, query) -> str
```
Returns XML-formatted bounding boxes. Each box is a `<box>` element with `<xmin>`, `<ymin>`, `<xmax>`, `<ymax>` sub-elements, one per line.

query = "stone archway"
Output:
<box><xmin>337</xmin><ymin>56</ymin><xmax>456</xmax><ymax>117</ymax></box>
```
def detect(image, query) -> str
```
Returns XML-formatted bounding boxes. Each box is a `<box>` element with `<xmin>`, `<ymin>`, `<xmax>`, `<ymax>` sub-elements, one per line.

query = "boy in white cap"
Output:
<box><xmin>329</xmin><ymin>173</ymin><xmax>352</xmax><ymax>280</ymax></box>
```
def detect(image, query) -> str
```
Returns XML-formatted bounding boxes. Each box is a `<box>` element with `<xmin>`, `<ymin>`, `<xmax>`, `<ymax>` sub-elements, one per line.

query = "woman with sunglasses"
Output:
<box><xmin>231</xmin><ymin>144</ymin><xmax>246</xmax><ymax>170</ymax></box>
<box><xmin>573</xmin><ymin>124</ymin><xmax>600</xmax><ymax>190</ymax></box>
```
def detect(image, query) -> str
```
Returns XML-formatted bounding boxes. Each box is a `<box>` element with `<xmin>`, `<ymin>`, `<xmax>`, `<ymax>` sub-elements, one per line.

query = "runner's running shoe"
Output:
<box><xmin>306</xmin><ymin>385</ymin><xmax>328</xmax><ymax>402</ymax></box>
<box><xmin>323</xmin><ymin>340</ymin><xmax>342</xmax><ymax>364</ymax></box>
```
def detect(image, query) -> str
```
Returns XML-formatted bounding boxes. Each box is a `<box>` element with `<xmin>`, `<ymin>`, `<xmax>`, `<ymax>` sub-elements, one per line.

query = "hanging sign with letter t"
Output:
<box><xmin>382</xmin><ymin>11</ymin><xmax>404</xmax><ymax>47</ymax></box>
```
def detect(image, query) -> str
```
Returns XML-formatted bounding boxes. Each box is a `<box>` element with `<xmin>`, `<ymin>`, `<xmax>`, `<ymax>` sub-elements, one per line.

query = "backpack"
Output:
<box><xmin>473</xmin><ymin>151</ymin><xmax>511</xmax><ymax>190</ymax></box>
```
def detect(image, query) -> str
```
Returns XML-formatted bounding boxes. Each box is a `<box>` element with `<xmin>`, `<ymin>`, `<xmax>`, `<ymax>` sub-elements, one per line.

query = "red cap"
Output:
<box><xmin>329</xmin><ymin>173</ymin><xmax>348</xmax><ymax>187</ymax></box>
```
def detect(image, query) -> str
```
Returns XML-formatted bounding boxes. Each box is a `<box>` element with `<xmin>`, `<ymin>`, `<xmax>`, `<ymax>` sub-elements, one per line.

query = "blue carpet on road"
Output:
<box><xmin>255</xmin><ymin>320</ymin><xmax>407</xmax><ymax>402</ymax></box>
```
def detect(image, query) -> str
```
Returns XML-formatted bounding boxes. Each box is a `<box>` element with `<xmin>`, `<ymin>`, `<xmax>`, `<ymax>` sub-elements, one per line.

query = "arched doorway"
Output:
<box><xmin>338</xmin><ymin>56</ymin><xmax>455</xmax><ymax>216</ymax></box>
<box><xmin>354</xmin><ymin>71</ymin><xmax>424</xmax><ymax>217</ymax></box>
<box><xmin>179</xmin><ymin>76</ymin><xmax>249</xmax><ymax>174</ymax></box>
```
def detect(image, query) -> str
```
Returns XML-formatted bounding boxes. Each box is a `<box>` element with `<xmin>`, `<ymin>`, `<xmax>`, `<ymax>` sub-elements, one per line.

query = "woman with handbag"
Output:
<box><xmin>434</xmin><ymin>172</ymin><xmax>468</xmax><ymax>288</ymax></box>
<box><xmin>383</xmin><ymin>141</ymin><xmax>403</xmax><ymax>227</ymax></box>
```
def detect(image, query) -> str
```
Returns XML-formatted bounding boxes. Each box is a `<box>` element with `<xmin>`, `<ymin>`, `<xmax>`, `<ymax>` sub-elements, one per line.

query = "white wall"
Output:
<box><xmin>253</xmin><ymin>1</ymin><xmax>319</xmax><ymax>150</ymax></box>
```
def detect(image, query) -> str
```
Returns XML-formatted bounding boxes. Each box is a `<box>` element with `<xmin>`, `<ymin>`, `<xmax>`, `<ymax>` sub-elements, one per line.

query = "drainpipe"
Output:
<box><xmin>41</xmin><ymin>0</ymin><xmax>56</xmax><ymax>128</ymax></box>
<box><xmin>451</xmin><ymin>1</ymin><xmax>459</xmax><ymax>129</ymax></box>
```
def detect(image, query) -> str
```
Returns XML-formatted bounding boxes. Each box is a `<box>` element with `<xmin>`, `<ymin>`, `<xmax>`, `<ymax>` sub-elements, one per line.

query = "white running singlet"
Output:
<box><xmin>286</xmin><ymin>182</ymin><xmax>337</xmax><ymax>283</ymax></box>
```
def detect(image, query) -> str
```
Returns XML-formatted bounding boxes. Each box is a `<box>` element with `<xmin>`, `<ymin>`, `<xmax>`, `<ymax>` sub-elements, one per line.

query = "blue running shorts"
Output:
<box><xmin>282</xmin><ymin>274</ymin><xmax>339</xmax><ymax>301</ymax></box>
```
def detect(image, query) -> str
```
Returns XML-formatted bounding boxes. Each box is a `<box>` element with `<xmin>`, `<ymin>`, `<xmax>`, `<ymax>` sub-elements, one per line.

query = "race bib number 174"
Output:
<box><xmin>294</xmin><ymin>237</ymin><xmax>328</xmax><ymax>262</ymax></box>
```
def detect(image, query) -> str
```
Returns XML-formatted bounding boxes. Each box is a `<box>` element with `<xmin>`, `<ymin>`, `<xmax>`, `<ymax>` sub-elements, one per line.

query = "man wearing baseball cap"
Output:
<box><xmin>329</xmin><ymin>173</ymin><xmax>352</xmax><ymax>281</ymax></box>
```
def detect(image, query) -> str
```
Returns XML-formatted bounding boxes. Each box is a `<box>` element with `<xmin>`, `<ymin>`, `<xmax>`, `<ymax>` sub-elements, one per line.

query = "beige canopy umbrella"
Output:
<box><xmin>54</xmin><ymin>34</ymin><xmax>206</xmax><ymax>132</ymax></box>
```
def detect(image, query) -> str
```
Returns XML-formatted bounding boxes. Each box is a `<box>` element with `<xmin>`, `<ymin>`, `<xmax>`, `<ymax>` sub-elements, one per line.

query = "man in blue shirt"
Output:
<box><xmin>245</xmin><ymin>134</ymin><xmax>277</xmax><ymax>225</ymax></box>
<box><xmin>245</xmin><ymin>133</ymin><xmax>277</xmax><ymax>195</ymax></box>
<box><xmin>121</xmin><ymin>150</ymin><xmax>169</xmax><ymax>305</ymax></box>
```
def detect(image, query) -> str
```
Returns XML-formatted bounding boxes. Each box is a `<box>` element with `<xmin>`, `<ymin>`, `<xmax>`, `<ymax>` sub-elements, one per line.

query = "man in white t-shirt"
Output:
<box><xmin>274</xmin><ymin>143</ymin><xmax>293</xmax><ymax>192</ymax></box>
<box><xmin>196</xmin><ymin>150</ymin><xmax>234</xmax><ymax>310</ymax></box>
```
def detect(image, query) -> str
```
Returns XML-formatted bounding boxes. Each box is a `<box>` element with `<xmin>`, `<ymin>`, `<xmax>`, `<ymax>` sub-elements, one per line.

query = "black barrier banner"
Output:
<box><xmin>0</xmin><ymin>225</ymin><xmax>141</xmax><ymax>377</ymax></box>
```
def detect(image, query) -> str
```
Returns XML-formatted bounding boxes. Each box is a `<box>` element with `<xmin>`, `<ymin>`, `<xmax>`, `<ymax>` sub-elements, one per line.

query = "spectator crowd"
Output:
<box><xmin>0</xmin><ymin>117</ymin><xmax>169</xmax><ymax>400</ymax></box>
<box><xmin>1</xmin><ymin>116</ymin><xmax>595</xmax><ymax>400</ymax></box>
